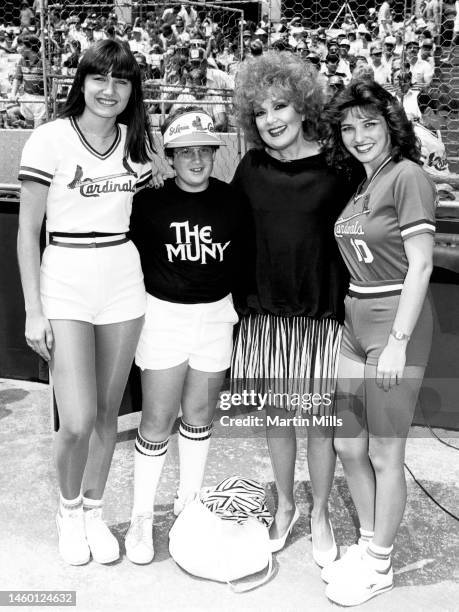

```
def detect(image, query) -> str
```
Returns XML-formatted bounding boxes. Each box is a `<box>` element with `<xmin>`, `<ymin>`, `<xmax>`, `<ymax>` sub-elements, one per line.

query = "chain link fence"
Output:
<box><xmin>0</xmin><ymin>0</ymin><xmax>457</xmax><ymax>173</ymax></box>
<box><xmin>265</xmin><ymin>0</ymin><xmax>458</xmax><ymax>171</ymax></box>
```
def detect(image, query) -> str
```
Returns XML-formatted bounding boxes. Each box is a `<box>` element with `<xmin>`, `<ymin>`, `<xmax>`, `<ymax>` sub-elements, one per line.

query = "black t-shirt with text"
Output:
<box><xmin>130</xmin><ymin>177</ymin><xmax>247</xmax><ymax>304</ymax></box>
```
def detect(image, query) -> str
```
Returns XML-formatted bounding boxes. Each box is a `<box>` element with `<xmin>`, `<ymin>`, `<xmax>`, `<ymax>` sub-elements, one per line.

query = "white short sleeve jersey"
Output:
<box><xmin>334</xmin><ymin>159</ymin><xmax>436</xmax><ymax>298</ymax></box>
<box><xmin>18</xmin><ymin>117</ymin><xmax>152</xmax><ymax>233</ymax></box>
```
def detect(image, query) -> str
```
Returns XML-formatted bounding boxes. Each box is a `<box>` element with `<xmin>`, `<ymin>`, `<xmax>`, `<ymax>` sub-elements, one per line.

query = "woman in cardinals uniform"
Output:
<box><xmin>17</xmin><ymin>40</ymin><xmax>153</xmax><ymax>566</ymax></box>
<box><xmin>321</xmin><ymin>81</ymin><xmax>436</xmax><ymax>606</ymax></box>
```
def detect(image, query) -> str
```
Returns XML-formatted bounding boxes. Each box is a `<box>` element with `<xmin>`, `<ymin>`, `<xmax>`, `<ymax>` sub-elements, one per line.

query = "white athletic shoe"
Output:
<box><xmin>173</xmin><ymin>491</ymin><xmax>198</xmax><ymax>516</ymax></box>
<box><xmin>125</xmin><ymin>514</ymin><xmax>154</xmax><ymax>564</ymax></box>
<box><xmin>55</xmin><ymin>509</ymin><xmax>90</xmax><ymax>566</ymax></box>
<box><xmin>325</xmin><ymin>557</ymin><xmax>394</xmax><ymax>606</ymax></box>
<box><xmin>84</xmin><ymin>507</ymin><xmax>120</xmax><ymax>564</ymax></box>
<box><xmin>321</xmin><ymin>543</ymin><xmax>364</xmax><ymax>583</ymax></box>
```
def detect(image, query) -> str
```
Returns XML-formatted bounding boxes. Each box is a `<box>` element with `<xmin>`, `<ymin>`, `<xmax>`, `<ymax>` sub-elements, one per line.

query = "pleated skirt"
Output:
<box><xmin>230</xmin><ymin>313</ymin><xmax>342</xmax><ymax>414</ymax></box>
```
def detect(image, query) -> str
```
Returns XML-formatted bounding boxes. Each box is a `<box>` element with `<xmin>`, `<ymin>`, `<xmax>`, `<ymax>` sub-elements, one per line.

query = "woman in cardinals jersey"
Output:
<box><xmin>321</xmin><ymin>81</ymin><xmax>436</xmax><ymax>606</ymax></box>
<box><xmin>17</xmin><ymin>40</ymin><xmax>153</xmax><ymax>566</ymax></box>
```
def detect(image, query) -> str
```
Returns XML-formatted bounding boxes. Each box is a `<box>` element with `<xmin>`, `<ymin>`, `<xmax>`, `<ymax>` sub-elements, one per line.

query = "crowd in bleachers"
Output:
<box><xmin>0</xmin><ymin>1</ymin><xmax>458</xmax><ymax>131</ymax></box>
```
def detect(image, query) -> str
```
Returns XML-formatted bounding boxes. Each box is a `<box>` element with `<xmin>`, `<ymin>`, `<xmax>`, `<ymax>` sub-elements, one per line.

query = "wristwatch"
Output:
<box><xmin>390</xmin><ymin>328</ymin><xmax>410</xmax><ymax>341</ymax></box>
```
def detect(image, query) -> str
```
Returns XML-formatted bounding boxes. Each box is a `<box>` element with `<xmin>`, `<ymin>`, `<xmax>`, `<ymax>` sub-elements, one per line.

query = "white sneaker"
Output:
<box><xmin>325</xmin><ymin>557</ymin><xmax>394</xmax><ymax>606</ymax></box>
<box><xmin>56</xmin><ymin>509</ymin><xmax>90</xmax><ymax>566</ymax></box>
<box><xmin>84</xmin><ymin>507</ymin><xmax>119</xmax><ymax>564</ymax></box>
<box><xmin>125</xmin><ymin>514</ymin><xmax>154</xmax><ymax>564</ymax></box>
<box><xmin>173</xmin><ymin>491</ymin><xmax>198</xmax><ymax>516</ymax></box>
<box><xmin>321</xmin><ymin>543</ymin><xmax>363</xmax><ymax>583</ymax></box>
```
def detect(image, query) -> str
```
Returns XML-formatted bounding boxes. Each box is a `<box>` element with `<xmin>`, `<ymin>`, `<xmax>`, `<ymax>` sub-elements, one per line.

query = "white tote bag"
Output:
<box><xmin>169</xmin><ymin>478</ymin><xmax>274</xmax><ymax>592</ymax></box>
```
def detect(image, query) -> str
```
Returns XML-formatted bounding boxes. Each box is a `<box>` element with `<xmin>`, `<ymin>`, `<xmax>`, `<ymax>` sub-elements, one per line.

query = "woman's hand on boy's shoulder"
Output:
<box><xmin>150</xmin><ymin>167</ymin><xmax>175</xmax><ymax>189</ymax></box>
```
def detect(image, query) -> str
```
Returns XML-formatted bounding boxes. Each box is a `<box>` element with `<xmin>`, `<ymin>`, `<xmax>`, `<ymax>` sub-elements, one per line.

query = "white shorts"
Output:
<box><xmin>40</xmin><ymin>238</ymin><xmax>146</xmax><ymax>325</ymax></box>
<box><xmin>135</xmin><ymin>293</ymin><xmax>239</xmax><ymax>372</ymax></box>
<box><xmin>19</xmin><ymin>94</ymin><xmax>47</xmax><ymax>127</ymax></box>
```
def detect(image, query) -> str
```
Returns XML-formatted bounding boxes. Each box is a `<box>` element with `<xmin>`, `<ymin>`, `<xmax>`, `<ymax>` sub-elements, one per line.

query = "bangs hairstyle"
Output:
<box><xmin>233</xmin><ymin>50</ymin><xmax>324</xmax><ymax>147</ymax></box>
<box><xmin>60</xmin><ymin>39</ymin><xmax>153</xmax><ymax>163</ymax></box>
<box><xmin>322</xmin><ymin>80</ymin><xmax>421</xmax><ymax>178</ymax></box>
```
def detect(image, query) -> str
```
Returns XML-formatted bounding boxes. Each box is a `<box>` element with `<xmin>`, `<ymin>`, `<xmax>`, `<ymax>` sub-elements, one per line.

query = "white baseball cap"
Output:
<box><xmin>163</xmin><ymin>110</ymin><xmax>224</xmax><ymax>148</ymax></box>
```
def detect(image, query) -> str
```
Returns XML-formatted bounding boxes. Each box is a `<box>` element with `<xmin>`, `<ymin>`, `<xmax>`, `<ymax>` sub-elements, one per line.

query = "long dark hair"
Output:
<box><xmin>322</xmin><ymin>80</ymin><xmax>421</xmax><ymax>177</ymax></box>
<box><xmin>60</xmin><ymin>39</ymin><xmax>153</xmax><ymax>163</ymax></box>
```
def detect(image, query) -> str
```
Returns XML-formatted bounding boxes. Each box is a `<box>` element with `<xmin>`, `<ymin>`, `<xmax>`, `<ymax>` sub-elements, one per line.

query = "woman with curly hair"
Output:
<box><xmin>231</xmin><ymin>50</ymin><xmax>355</xmax><ymax>564</ymax></box>
<box><xmin>321</xmin><ymin>81</ymin><xmax>436</xmax><ymax>605</ymax></box>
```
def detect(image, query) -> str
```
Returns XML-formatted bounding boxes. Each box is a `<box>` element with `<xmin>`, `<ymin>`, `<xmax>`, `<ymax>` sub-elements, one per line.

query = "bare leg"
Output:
<box><xmin>50</xmin><ymin>320</ymin><xmax>97</xmax><ymax>500</ymax></box>
<box><xmin>334</xmin><ymin>354</ymin><xmax>375</xmax><ymax>532</ymax></box>
<box><xmin>83</xmin><ymin>316</ymin><xmax>145</xmax><ymax>499</ymax></box>
<box><xmin>366</xmin><ymin>365</ymin><xmax>425</xmax><ymax>547</ymax></box>
<box><xmin>307</xmin><ymin>430</ymin><xmax>336</xmax><ymax>550</ymax></box>
<box><xmin>181</xmin><ymin>367</ymin><xmax>227</xmax><ymax>426</ymax></box>
<box><xmin>140</xmin><ymin>362</ymin><xmax>189</xmax><ymax>441</ymax></box>
<box><xmin>266</xmin><ymin>404</ymin><xmax>297</xmax><ymax>538</ymax></box>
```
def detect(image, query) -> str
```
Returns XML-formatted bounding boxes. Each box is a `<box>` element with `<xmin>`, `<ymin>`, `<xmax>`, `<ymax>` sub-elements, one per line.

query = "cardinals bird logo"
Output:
<box><xmin>67</xmin><ymin>157</ymin><xmax>138</xmax><ymax>197</ymax></box>
<box><xmin>191</xmin><ymin>115</ymin><xmax>204</xmax><ymax>130</ymax></box>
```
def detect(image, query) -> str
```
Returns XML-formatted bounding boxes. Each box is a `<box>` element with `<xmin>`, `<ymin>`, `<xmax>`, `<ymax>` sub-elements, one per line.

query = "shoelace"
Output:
<box><xmin>84</xmin><ymin>507</ymin><xmax>103</xmax><ymax>521</ymax></box>
<box><xmin>128</xmin><ymin>515</ymin><xmax>153</xmax><ymax>542</ymax></box>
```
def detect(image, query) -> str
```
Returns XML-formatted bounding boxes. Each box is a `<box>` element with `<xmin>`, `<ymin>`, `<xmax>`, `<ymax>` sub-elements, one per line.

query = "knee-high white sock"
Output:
<box><xmin>131</xmin><ymin>430</ymin><xmax>169</xmax><ymax>519</ymax></box>
<box><xmin>177</xmin><ymin>419</ymin><xmax>213</xmax><ymax>501</ymax></box>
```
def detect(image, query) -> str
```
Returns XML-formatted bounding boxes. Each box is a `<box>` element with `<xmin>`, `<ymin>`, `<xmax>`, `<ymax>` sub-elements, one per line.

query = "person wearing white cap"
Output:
<box><xmin>405</xmin><ymin>38</ymin><xmax>434</xmax><ymax>88</ymax></box>
<box><xmin>369</xmin><ymin>42</ymin><xmax>391</xmax><ymax>85</ymax></box>
<box><xmin>338</xmin><ymin>39</ymin><xmax>353</xmax><ymax>82</ymax></box>
<box><xmin>382</xmin><ymin>35</ymin><xmax>396</xmax><ymax>71</ymax></box>
<box><xmin>125</xmin><ymin>106</ymin><xmax>245</xmax><ymax>564</ymax></box>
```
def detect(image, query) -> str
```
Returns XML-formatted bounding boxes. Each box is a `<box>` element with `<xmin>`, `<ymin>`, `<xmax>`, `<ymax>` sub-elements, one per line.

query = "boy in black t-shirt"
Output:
<box><xmin>125</xmin><ymin>107</ymin><xmax>243</xmax><ymax>564</ymax></box>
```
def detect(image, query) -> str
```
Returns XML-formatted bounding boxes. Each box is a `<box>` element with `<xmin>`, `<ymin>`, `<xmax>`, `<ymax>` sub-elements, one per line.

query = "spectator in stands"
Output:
<box><xmin>394</xmin><ymin>30</ymin><xmax>404</xmax><ymax>56</ymax></box>
<box><xmin>327</xmin><ymin>39</ymin><xmax>340</xmax><ymax>56</ymax></box>
<box><xmin>378</xmin><ymin>0</ymin><xmax>394</xmax><ymax>36</ymax></box>
<box><xmin>305</xmin><ymin>52</ymin><xmax>329</xmax><ymax>92</ymax></box>
<box><xmin>172</xmin><ymin>15</ymin><xmax>190</xmax><ymax>45</ymax></box>
<box><xmin>250</xmin><ymin>39</ymin><xmax>264</xmax><ymax>57</ymax></box>
<box><xmin>7</xmin><ymin>33</ymin><xmax>47</xmax><ymax>127</ymax></box>
<box><xmin>382</xmin><ymin>35</ymin><xmax>397</xmax><ymax>71</ymax></box>
<box><xmin>148</xmin><ymin>43</ymin><xmax>164</xmax><ymax>79</ymax></box>
<box><xmin>405</xmin><ymin>38</ymin><xmax>434</xmax><ymax>87</ymax></box>
<box><xmin>178</xmin><ymin>3</ymin><xmax>198</xmax><ymax>28</ymax></box>
<box><xmin>188</xmin><ymin>16</ymin><xmax>207</xmax><ymax>41</ymax></box>
<box><xmin>369</xmin><ymin>42</ymin><xmax>391</xmax><ymax>84</ymax></box>
<box><xmin>189</xmin><ymin>45</ymin><xmax>234</xmax><ymax>90</ymax></box>
<box><xmin>422</xmin><ymin>0</ymin><xmax>441</xmax><ymax>37</ymax></box>
<box><xmin>351</xmin><ymin>62</ymin><xmax>376</xmax><ymax>84</ymax></box>
<box><xmin>170</xmin><ymin>63</ymin><xmax>227</xmax><ymax>131</ymax></box>
<box><xmin>326</xmin><ymin>74</ymin><xmax>345</xmax><ymax>100</ymax></box>
<box><xmin>216</xmin><ymin>40</ymin><xmax>236</xmax><ymax>73</ymax></box>
<box><xmin>129</xmin><ymin>27</ymin><xmax>150</xmax><ymax>55</ymax></box>
<box><xmin>419</xmin><ymin>39</ymin><xmax>434</xmax><ymax>66</ymax></box>
<box><xmin>160</xmin><ymin>23</ymin><xmax>177</xmax><ymax>51</ymax></box>
<box><xmin>20</xmin><ymin>2</ymin><xmax>35</xmax><ymax>29</ymax></box>
<box><xmin>322</xmin><ymin>53</ymin><xmax>349</xmax><ymax>82</ymax></box>
<box><xmin>309</xmin><ymin>30</ymin><xmax>328</xmax><ymax>60</ymax></box>
<box><xmin>62</xmin><ymin>39</ymin><xmax>81</xmax><ymax>75</ymax></box>
<box><xmin>348</xmin><ymin>31</ymin><xmax>360</xmax><ymax>56</ymax></box>
<box><xmin>338</xmin><ymin>39</ymin><xmax>353</xmax><ymax>81</ymax></box>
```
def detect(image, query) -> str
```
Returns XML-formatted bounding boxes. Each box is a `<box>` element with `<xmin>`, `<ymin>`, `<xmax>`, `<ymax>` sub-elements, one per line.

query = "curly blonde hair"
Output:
<box><xmin>233</xmin><ymin>51</ymin><xmax>324</xmax><ymax>148</ymax></box>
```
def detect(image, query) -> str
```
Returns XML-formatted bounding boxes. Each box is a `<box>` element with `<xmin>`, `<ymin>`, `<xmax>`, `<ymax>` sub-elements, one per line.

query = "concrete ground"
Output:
<box><xmin>1</xmin><ymin>378</ymin><xmax>458</xmax><ymax>612</ymax></box>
